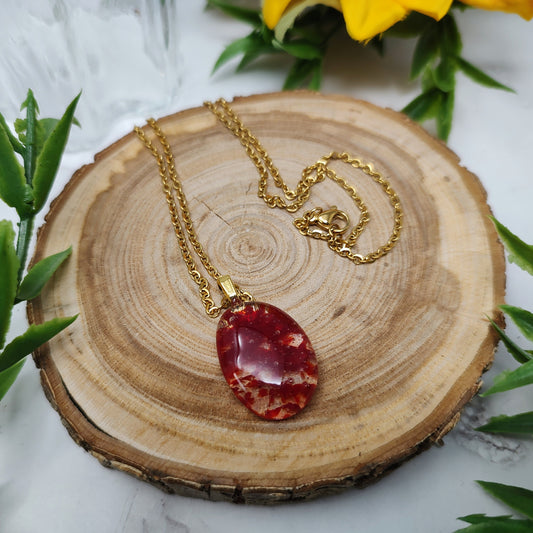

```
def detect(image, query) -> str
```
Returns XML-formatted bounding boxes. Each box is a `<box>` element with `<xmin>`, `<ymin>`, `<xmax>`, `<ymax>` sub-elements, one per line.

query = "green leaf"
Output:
<box><xmin>456</xmin><ymin>56</ymin><xmax>515</xmax><ymax>93</ymax></box>
<box><xmin>436</xmin><ymin>89</ymin><xmax>454</xmax><ymax>141</ymax></box>
<box><xmin>283</xmin><ymin>58</ymin><xmax>320</xmax><ymax>90</ymax></box>
<box><xmin>0</xmin><ymin>112</ymin><xmax>25</xmax><ymax>156</ymax></box>
<box><xmin>36</xmin><ymin>118</ymin><xmax>60</xmax><ymax>155</ymax></box>
<box><xmin>0</xmin><ymin>221</ymin><xmax>19</xmax><ymax>349</ymax></box>
<box><xmin>402</xmin><ymin>88</ymin><xmax>441</xmax><ymax>122</ymax></box>
<box><xmin>0</xmin><ymin>117</ymin><xmax>33</xmax><ymax>217</ymax></box>
<box><xmin>0</xmin><ymin>315</ymin><xmax>77</xmax><ymax>373</ymax></box>
<box><xmin>500</xmin><ymin>305</ymin><xmax>533</xmax><ymax>342</ymax></box>
<box><xmin>459</xmin><ymin>514</ymin><xmax>512</xmax><ymax>525</ymax></box>
<box><xmin>489</xmin><ymin>318</ymin><xmax>532</xmax><ymax>364</ymax></box>
<box><xmin>236</xmin><ymin>44</ymin><xmax>278</xmax><ymax>71</ymax></box>
<box><xmin>410</xmin><ymin>23</ymin><xmax>440</xmax><ymax>79</ymax></box>
<box><xmin>386</xmin><ymin>12</ymin><xmax>433</xmax><ymax>38</ymax></box>
<box><xmin>491</xmin><ymin>217</ymin><xmax>533</xmax><ymax>275</ymax></box>
<box><xmin>274</xmin><ymin>39</ymin><xmax>323</xmax><ymax>60</ymax></box>
<box><xmin>32</xmin><ymin>92</ymin><xmax>81</xmax><ymax>213</ymax></box>
<box><xmin>434</xmin><ymin>56</ymin><xmax>457</xmax><ymax>92</ymax></box>
<box><xmin>16</xmin><ymin>246</ymin><xmax>72</xmax><ymax>302</ymax></box>
<box><xmin>477</xmin><ymin>481</ymin><xmax>533</xmax><ymax>520</ymax></box>
<box><xmin>478</xmin><ymin>412</ymin><xmax>533</xmax><ymax>435</ymax></box>
<box><xmin>212</xmin><ymin>33</ymin><xmax>270</xmax><ymax>73</ymax></box>
<box><xmin>482</xmin><ymin>358</ymin><xmax>533</xmax><ymax>396</ymax></box>
<box><xmin>455</xmin><ymin>517</ymin><xmax>533</xmax><ymax>532</ymax></box>
<box><xmin>440</xmin><ymin>14</ymin><xmax>462</xmax><ymax>56</ymax></box>
<box><xmin>0</xmin><ymin>359</ymin><xmax>25</xmax><ymax>402</ymax></box>
<box><xmin>207</xmin><ymin>0</ymin><xmax>261</xmax><ymax>27</ymax></box>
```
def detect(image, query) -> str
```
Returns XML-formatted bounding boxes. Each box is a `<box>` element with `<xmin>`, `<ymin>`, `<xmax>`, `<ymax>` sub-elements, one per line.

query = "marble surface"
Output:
<box><xmin>1</xmin><ymin>4</ymin><xmax>533</xmax><ymax>533</ymax></box>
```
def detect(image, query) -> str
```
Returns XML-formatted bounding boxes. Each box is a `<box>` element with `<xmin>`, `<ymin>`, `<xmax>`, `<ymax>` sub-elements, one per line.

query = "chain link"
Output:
<box><xmin>135</xmin><ymin>99</ymin><xmax>403</xmax><ymax>317</ymax></box>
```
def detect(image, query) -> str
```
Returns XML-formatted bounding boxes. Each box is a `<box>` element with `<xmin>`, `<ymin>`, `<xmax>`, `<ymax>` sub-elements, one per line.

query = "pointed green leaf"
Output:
<box><xmin>0</xmin><ymin>119</ymin><xmax>33</xmax><ymax>217</ymax></box>
<box><xmin>489</xmin><ymin>318</ymin><xmax>532</xmax><ymax>364</ymax></box>
<box><xmin>500</xmin><ymin>305</ymin><xmax>533</xmax><ymax>342</ymax></box>
<box><xmin>434</xmin><ymin>56</ymin><xmax>457</xmax><ymax>92</ymax></box>
<box><xmin>274</xmin><ymin>39</ymin><xmax>323</xmax><ymax>60</ymax></box>
<box><xmin>461</xmin><ymin>515</ymin><xmax>511</xmax><ymax>524</ymax></box>
<box><xmin>0</xmin><ymin>112</ymin><xmax>25</xmax><ymax>156</ymax></box>
<box><xmin>477</xmin><ymin>481</ymin><xmax>533</xmax><ymax>520</ymax></box>
<box><xmin>455</xmin><ymin>517</ymin><xmax>533</xmax><ymax>532</ymax></box>
<box><xmin>0</xmin><ymin>221</ymin><xmax>19</xmax><ymax>349</ymax></box>
<box><xmin>436</xmin><ymin>89</ymin><xmax>454</xmax><ymax>141</ymax></box>
<box><xmin>482</xmin><ymin>358</ymin><xmax>533</xmax><ymax>396</ymax></box>
<box><xmin>235</xmin><ymin>47</ymin><xmax>274</xmax><ymax>71</ymax></box>
<box><xmin>16</xmin><ymin>246</ymin><xmax>72</xmax><ymax>302</ymax></box>
<box><xmin>459</xmin><ymin>515</ymin><xmax>512</xmax><ymax>525</ymax></box>
<box><xmin>0</xmin><ymin>358</ymin><xmax>25</xmax><ymax>402</ymax></box>
<box><xmin>212</xmin><ymin>33</ymin><xmax>268</xmax><ymax>73</ymax></box>
<box><xmin>207</xmin><ymin>0</ymin><xmax>261</xmax><ymax>26</ymax></box>
<box><xmin>456</xmin><ymin>56</ymin><xmax>515</xmax><ymax>93</ymax></box>
<box><xmin>478</xmin><ymin>412</ymin><xmax>533</xmax><ymax>435</ymax></box>
<box><xmin>36</xmin><ymin>118</ymin><xmax>60</xmax><ymax>155</ymax></box>
<box><xmin>410</xmin><ymin>23</ymin><xmax>440</xmax><ymax>79</ymax></box>
<box><xmin>440</xmin><ymin>14</ymin><xmax>462</xmax><ymax>56</ymax></box>
<box><xmin>0</xmin><ymin>315</ymin><xmax>77</xmax><ymax>372</ymax></box>
<box><xmin>402</xmin><ymin>88</ymin><xmax>441</xmax><ymax>122</ymax></box>
<box><xmin>491</xmin><ymin>217</ymin><xmax>533</xmax><ymax>275</ymax></box>
<box><xmin>283</xmin><ymin>58</ymin><xmax>319</xmax><ymax>90</ymax></box>
<box><xmin>32</xmin><ymin>93</ymin><xmax>80</xmax><ymax>213</ymax></box>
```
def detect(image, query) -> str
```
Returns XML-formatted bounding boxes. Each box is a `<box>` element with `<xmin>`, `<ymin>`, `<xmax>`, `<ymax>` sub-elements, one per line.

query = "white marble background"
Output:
<box><xmin>1</xmin><ymin>3</ymin><xmax>533</xmax><ymax>533</ymax></box>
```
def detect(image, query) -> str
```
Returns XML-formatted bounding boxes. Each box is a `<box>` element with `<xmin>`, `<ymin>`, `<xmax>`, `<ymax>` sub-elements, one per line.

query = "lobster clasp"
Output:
<box><xmin>294</xmin><ymin>206</ymin><xmax>350</xmax><ymax>239</ymax></box>
<box><xmin>315</xmin><ymin>206</ymin><xmax>350</xmax><ymax>235</ymax></box>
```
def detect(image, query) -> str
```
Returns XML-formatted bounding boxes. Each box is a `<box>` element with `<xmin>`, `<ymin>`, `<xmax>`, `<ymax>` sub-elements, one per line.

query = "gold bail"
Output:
<box><xmin>218</xmin><ymin>275</ymin><xmax>239</xmax><ymax>301</ymax></box>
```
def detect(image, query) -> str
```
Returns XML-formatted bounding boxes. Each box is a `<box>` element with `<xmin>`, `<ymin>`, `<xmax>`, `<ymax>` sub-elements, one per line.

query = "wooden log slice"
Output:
<box><xmin>29</xmin><ymin>91</ymin><xmax>505</xmax><ymax>503</ymax></box>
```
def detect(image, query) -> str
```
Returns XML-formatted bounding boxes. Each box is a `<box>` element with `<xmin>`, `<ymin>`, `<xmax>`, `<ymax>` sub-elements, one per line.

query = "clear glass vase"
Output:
<box><xmin>0</xmin><ymin>0</ymin><xmax>181</xmax><ymax>150</ymax></box>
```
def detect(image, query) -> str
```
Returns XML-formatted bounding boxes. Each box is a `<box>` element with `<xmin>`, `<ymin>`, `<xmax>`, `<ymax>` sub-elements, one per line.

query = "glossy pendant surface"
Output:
<box><xmin>216</xmin><ymin>301</ymin><xmax>318</xmax><ymax>420</ymax></box>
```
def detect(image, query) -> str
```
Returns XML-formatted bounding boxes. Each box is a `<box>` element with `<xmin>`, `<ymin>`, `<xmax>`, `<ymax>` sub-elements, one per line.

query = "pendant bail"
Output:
<box><xmin>218</xmin><ymin>275</ymin><xmax>239</xmax><ymax>302</ymax></box>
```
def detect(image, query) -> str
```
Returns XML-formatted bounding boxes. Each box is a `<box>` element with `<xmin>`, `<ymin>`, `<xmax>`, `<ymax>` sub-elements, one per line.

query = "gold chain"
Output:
<box><xmin>134</xmin><ymin>99</ymin><xmax>403</xmax><ymax>317</ymax></box>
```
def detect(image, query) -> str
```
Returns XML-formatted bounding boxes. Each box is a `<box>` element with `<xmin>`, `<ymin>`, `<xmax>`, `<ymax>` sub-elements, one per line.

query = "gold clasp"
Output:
<box><xmin>294</xmin><ymin>206</ymin><xmax>350</xmax><ymax>240</ymax></box>
<box><xmin>314</xmin><ymin>206</ymin><xmax>350</xmax><ymax>235</ymax></box>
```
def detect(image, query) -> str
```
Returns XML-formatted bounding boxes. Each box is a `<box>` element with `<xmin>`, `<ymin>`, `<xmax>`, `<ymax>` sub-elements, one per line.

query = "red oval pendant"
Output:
<box><xmin>216</xmin><ymin>301</ymin><xmax>318</xmax><ymax>420</ymax></box>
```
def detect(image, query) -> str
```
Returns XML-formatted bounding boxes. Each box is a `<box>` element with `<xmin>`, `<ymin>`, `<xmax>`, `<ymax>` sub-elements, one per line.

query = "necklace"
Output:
<box><xmin>134</xmin><ymin>98</ymin><xmax>403</xmax><ymax>420</ymax></box>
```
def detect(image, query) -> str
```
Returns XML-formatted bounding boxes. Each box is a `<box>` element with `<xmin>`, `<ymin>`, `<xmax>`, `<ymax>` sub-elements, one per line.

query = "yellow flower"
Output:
<box><xmin>262</xmin><ymin>0</ymin><xmax>532</xmax><ymax>43</ymax></box>
<box><xmin>460</xmin><ymin>0</ymin><xmax>533</xmax><ymax>19</ymax></box>
<box><xmin>263</xmin><ymin>0</ymin><xmax>453</xmax><ymax>41</ymax></box>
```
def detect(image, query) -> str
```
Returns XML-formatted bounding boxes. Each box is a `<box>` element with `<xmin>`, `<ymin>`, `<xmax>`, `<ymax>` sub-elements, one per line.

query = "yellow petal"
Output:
<box><xmin>460</xmin><ymin>0</ymin><xmax>533</xmax><ymax>19</ymax></box>
<box><xmin>396</xmin><ymin>0</ymin><xmax>454</xmax><ymax>19</ymax></box>
<box><xmin>262</xmin><ymin>0</ymin><xmax>298</xmax><ymax>28</ymax></box>
<box><xmin>340</xmin><ymin>0</ymin><xmax>409</xmax><ymax>41</ymax></box>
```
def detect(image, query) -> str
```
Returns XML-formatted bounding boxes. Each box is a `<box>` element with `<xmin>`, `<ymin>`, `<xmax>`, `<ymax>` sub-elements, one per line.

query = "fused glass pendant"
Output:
<box><xmin>216</xmin><ymin>301</ymin><xmax>318</xmax><ymax>420</ymax></box>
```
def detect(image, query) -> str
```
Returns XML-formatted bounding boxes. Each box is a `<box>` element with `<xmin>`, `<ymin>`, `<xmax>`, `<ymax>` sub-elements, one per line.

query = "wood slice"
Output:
<box><xmin>29</xmin><ymin>91</ymin><xmax>504</xmax><ymax>503</ymax></box>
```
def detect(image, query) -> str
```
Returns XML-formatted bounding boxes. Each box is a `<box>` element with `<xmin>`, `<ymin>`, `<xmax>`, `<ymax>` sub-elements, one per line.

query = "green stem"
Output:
<box><xmin>24</xmin><ymin>108</ymin><xmax>36</xmax><ymax>187</ymax></box>
<box><xmin>15</xmin><ymin>216</ymin><xmax>34</xmax><ymax>287</ymax></box>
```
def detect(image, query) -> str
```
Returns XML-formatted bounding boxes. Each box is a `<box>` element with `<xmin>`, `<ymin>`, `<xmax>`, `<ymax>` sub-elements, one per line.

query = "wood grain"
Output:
<box><xmin>28</xmin><ymin>91</ymin><xmax>505</xmax><ymax>503</ymax></box>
